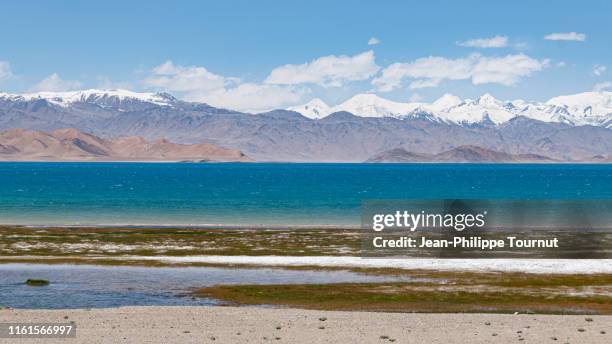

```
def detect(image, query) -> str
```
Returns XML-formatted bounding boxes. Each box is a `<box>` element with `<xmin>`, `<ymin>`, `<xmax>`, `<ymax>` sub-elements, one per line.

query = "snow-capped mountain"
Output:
<box><xmin>0</xmin><ymin>88</ymin><xmax>611</xmax><ymax>161</ymax></box>
<box><xmin>288</xmin><ymin>98</ymin><xmax>330</xmax><ymax>119</ymax></box>
<box><xmin>333</xmin><ymin>94</ymin><xmax>423</xmax><ymax>118</ymax></box>
<box><xmin>546</xmin><ymin>92</ymin><xmax>612</xmax><ymax>126</ymax></box>
<box><xmin>2</xmin><ymin>88</ymin><xmax>610</xmax><ymax>128</ymax></box>
<box><xmin>431</xmin><ymin>93</ymin><xmax>516</xmax><ymax>124</ymax></box>
<box><xmin>289</xmin><ymin>91</ymin><xmax>612</xmax><ymax>128</ymax></box>
<box><xmin>428</xmin><ymin>93</ymin><xmax>463</xmax><ymax>112</ymax></box>
<box><xmin>0</xmin><ymin>89</ymin><xmax>177</xmax><ymax>108</ymax></box>
<box><xmin>290</xmin><ymin>94</ymin><xmax>423</xmax><ymax>120</ymax></box>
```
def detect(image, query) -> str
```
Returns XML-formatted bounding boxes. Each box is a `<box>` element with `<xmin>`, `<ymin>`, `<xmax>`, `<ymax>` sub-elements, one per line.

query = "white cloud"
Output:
<box><xmin>142</xmin><ymin>61</ymin><xmax>307</xmax><ymax>112</ymax></box>
<box><xmin>195</xmin><ymin>83</ymin><xmax>308</xmax><ymax>113</ymax></box>
<box><xmin>372</xmin><ymin>53</ymin><xmax>548</xmax><ymax>92</ymax></box>
<box><xmin>457</xmin><ymin>35</ymin><xmax>508</xmax><ymax>48</ymax></box>
<box><xmin>0</xmin><ymin>61</ymin><xmax>13</xmax><ymax>80</ymax></box>
<box><xmin>264</xmin><ymin>51</ymin><xmax>380</xmax><ymax>87</ymax></box>
<box><xmin>556</xmin><ymin>61</ymin><xmax>566</xmax><ymax>67</ymax></box>
<box><xmin>593</xmin><ymin>82</ymin><xmax>611</xmax><ymax>92</ymax></box>
<box><xmin>143</xmin><ymin>60</ymin><xmax>238</xmax><ymax>93</ymax></box>
<box><xmin>471</xmin><ymin>54</ymin><xmax>549</xmax><ymax>85</ymax></box>
<box><xmin>31</xmin><ymin>73</ymin><xmax>82</xmax><ymax>92</ymax></box>
<box><xmin>409</xmin><ymin>78</ymin><xmax>441</xmax><ymax>90</ymax></box>
<box><xmin>592</xmin><ymin>64</ymin><xmax>607</xmax><ymax>76</ymax></box>
<box><xmin>367</xmin><ymin>37</ymin><xmax>380</xmax><ymax>46</ymax></box>
<box><xmin>544</xmin><ymin>32</ymin><xmax>586</xmax><ymax>41</ymax></box>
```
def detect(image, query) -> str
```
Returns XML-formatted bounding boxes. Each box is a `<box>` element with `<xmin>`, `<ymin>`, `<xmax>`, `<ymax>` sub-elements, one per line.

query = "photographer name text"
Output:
<box><xmin>372</xmin><ymin>236</ymin><xmax>559</xmax><ymax>249</ymax></box>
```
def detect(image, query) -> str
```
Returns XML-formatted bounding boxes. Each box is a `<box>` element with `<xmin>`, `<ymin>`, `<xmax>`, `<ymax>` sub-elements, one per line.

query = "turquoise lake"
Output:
<box><xmin>0</xmin><ymin>162</ymin><xmax>611</xmax><ymax>226</ymax></box>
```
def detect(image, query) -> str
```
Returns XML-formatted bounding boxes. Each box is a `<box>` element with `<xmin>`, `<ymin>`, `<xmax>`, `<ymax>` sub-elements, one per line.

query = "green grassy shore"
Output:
<box><xmin>1</xmin><ymin>226</ymin><xmax>611</xmax><ymax>314</ymax></box>
<box><xmin>194</xmin><ymin>272</ymin><xmax>612</xmax><ymax>314</ymax></box>
<box><xmin>0</xmin><ymin>225</ymin><xmax>361</xmax><ymax>257</ymax></box>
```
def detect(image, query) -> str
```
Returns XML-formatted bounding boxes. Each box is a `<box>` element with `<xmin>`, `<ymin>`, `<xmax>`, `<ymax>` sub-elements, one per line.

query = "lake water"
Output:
<box><xmin>0</xmin><ymin>163</ymin><xmax>611</xmax><ymax>226</ymax></box>
<box><xmin>0</xmin><ymin>264</ymin><xmax>410</xmax><ymax>309</ymax></box>
<box><xmin>1</xmin><ymin>163</ymin><xmax>611</xmax><ymax>309</ymax></box>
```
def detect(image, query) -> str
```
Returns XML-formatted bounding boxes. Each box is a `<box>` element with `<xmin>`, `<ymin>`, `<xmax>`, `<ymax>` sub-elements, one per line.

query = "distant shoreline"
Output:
<box><xmin>0</xmin><ymin>160</ymin><xmax>610</xmax><ymax>164</ymax></box>
<box><xmin>1</xmin><ymin>224</ymin><xmax>362</xmax><ymax>230</ymax></box>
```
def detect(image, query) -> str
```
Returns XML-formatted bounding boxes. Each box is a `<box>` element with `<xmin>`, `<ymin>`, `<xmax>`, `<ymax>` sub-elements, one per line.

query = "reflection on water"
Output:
<box><xmin>0</xmin><ymin>264</ymin><xmax>407</xmax><ymax>309</ymax></box>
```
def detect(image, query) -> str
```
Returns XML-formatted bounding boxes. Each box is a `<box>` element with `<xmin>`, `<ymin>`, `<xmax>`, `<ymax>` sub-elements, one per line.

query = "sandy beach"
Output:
<box><xmin>1</xmin><ymin>306</ymin><xmax>610</xmax><ymax>344</ymax></box>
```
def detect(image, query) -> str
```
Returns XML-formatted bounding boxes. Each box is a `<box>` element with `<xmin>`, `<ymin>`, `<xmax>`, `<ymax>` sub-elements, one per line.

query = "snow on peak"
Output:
<box><xmin>289</xmin><ymin>94</ymin><xmax>422</xmax><ymax>119</ymax></box>
<box><xmin>289</xmin><ymin>91</ymin><xmax>612</xmax><ymax>127</ymax></box>
<box><xmin>545</xmin><ymin>91</ymin><xmax>612</xmax><ymax>126</ymax></box>
<box><xmin>337</xmin><ymin>93</ymin><xmax>422</xmax><ymax>118</ymax></box>
<box><xmin>475</xmin><ymin>93</ymin><xmax>500</xmax><ymax>106</ymax></box>
<box><xmin>430</xmin><ymin>93</ymin><xmax>463</xmax><ymax>111</ymax></box>
<box><xmin>547</xmin><ymin>91</ymin><xmax>612</xmax><ymax>111</ymax></box>
<box><xmin>303</xmin><ymin>98</ymin><xmax>328</xmax><ymax>108</ymax></box>
<box><xmin>288</xmin><ymin>98</ymin><xmax>330</xmax><ymax>119</ymax></box>
<box><xmin>1</xmin><ymin>89</ymin><xmax>175</xmax><ymax>107</ymax></box>
<box><xmin>434</xmin><ymin>93</ymin><xmax>515</xmax><ymax>124</ymax></box>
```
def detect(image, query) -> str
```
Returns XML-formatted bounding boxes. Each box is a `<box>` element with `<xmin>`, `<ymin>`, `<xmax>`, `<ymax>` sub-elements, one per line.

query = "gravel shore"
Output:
<box><xmin>1</xmin><ymin>306</ymin><xmax>610</xmax><ymax>343</ymax></box>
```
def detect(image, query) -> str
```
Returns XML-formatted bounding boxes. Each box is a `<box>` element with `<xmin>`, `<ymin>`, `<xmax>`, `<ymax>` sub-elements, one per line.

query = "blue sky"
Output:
<box><xmin>0</xmin><ymin>0</ymin><xmax>610</xmax><ymax>111</ymax></box>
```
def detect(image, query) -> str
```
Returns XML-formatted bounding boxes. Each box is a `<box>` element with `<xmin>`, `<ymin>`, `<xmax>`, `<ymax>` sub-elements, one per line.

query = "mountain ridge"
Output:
<box><xmin>0</xmin><ymin>128</ymin><xmax>251</xmax><ymax>162</ymax></box>
<box><xmin>1</xmin><ymin>89</ymin><xmax>611</xmax><ymax>162</ymax></box>
<box><xmin>290</xmin><ymin>91</ymin><xmax>612</xmax><ymax>128</ymax></box>
<box><xmin>2</xmin><ymin>88</ymin><xmax>611</xmax><ymax>127</ymax></box>
<box><xmin>365</xmin><ymin>145</ymin><xmax>564</xmax><ymax>163</ymax></box>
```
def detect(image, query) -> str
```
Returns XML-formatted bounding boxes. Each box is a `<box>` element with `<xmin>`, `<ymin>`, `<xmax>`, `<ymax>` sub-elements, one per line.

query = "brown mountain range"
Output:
<box><xmin>0</xmin><ymin>128</ymin><xmax>251</xmax><ymax>162</ymax></box>
<box><xmin>365</xmin><ymin>146</ymin><xmax>562</xmax><ymax>163</ymax></box>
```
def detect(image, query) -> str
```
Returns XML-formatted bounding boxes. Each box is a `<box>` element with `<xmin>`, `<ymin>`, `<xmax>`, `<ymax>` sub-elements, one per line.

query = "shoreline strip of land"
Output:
<box><xmin>1</xmin><ymin>306</ymin><xmax>610</xmax><ymax>344</ymax></box>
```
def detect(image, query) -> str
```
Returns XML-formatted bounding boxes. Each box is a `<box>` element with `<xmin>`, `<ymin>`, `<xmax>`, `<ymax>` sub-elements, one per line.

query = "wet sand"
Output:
<box><xmin>1</xmin><ymin>306</ymin><xmax>609</xmax><ymax>343</ymax></box>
